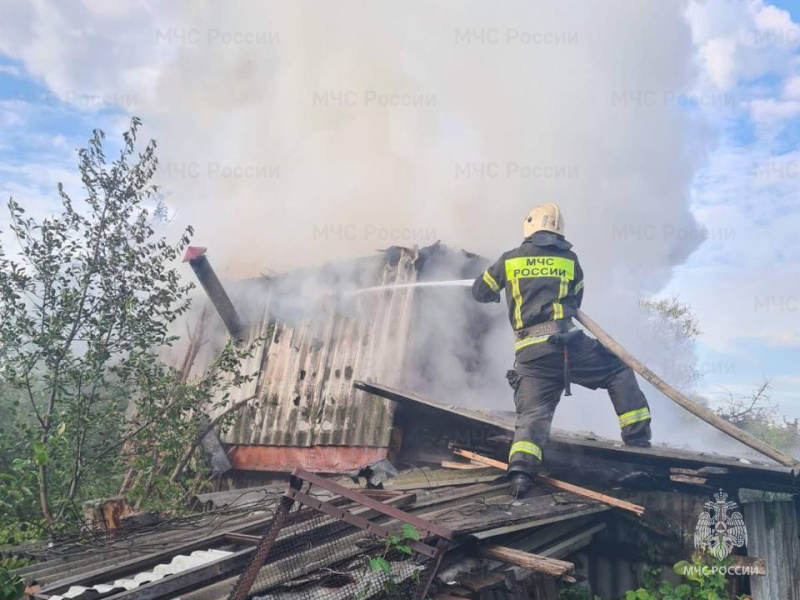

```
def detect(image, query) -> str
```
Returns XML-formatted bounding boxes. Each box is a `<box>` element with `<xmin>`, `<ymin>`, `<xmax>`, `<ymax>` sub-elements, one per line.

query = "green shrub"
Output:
<box><xmin>0</xmin><ymin>567</ymin><xmax>24</xmax><ymax>600</ymax></box>
<box><xmin>624</xmin><ymin>553</ymin><xmax>750</xmax><ymax>600</ymax></box>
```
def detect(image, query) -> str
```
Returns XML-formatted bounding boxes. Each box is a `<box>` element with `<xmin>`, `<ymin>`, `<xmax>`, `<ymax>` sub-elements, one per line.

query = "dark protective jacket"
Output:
<box><xmin>472</xmin><ymin>231</ymin><xmax>584</xmax><ymax>359</ymax></box>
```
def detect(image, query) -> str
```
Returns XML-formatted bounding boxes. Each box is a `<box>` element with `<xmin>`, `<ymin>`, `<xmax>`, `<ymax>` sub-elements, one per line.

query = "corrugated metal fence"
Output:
<box><xmin>744</xmin><ymin>493</ymin><xmax>800</xmax><ymax>600</ymax></box>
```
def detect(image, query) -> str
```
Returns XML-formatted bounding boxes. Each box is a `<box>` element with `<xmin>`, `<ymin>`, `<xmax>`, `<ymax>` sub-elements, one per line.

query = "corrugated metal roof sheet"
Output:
<box><xmin>47</xmin><ymin>549</ymin><xmax>233</xmax><ymax>600</ymax></box>
<box><xmin>187</xmin><ymin>244</ymin><xmax>488</xmax><ymax>452</ymax></box>
<box><xmin>8</xmin><ymin>511</ymin><xmax>261</xmax><ymax>586</ymax></box>
<box><xmin>213</xmin><ymin>247</ymin><xmax>419</xmax><ymax>448</ymax></box>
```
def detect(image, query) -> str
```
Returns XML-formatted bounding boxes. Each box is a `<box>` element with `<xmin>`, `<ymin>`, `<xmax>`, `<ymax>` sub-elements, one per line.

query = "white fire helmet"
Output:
<box><xmin>523</xmin><ymin>203</ymin><xmax>564</xmax><ymax>238</ymax></box>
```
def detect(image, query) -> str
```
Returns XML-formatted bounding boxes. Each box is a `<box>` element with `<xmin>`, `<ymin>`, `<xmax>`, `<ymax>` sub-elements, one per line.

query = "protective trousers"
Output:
<box><xmin>506</xmin><ymin>332</ymin><xmax>651</xmax><ymax>478</ymax></box>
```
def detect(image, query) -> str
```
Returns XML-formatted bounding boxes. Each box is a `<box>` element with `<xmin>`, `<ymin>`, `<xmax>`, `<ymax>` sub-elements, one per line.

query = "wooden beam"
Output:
<box><xmin>453</xmin><ymin>449</ymin><xmax>507</xmax><ymax>470</ymax></box>
<box><xmin>475</xmin><ymin>545</ymin><xmax>575</xmax><ymax>582</ymax></box>
<box><xmin>537</xmin><ymin>475</ymin><xmax>645</xmax><ymax>517</ymax></box>
<box><xmin>576</xmin><ymin>309</ymin><xmax>800</xmax><ymax>469</ymax></box>
<box><xmin>441</xmin><ymin>460</ymin><xmax>484</xmax><ymax>470</ymax></box>
<box><xmin>454</xmin><ymin>448</ymin><xmax>645</xmax><ymax>517</ymax></box>
<box><xmin>731</xmin><ymin>555</ymin><xmax>766</xmax><ymax>576</ymax></box>
<box><xmin>670</xmin><ymin>474</ymin><xmax>708</xmax><ymax>485</ymax></box>
<box><xmin>469</xmin><ymin>506</ymin><xmax>610</xmax><ymax>541</ymax></box>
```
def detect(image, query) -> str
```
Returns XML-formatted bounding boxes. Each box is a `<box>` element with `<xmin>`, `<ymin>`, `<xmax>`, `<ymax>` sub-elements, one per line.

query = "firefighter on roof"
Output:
<box><xmin>472</xmin><ymin>203</ymin><xmax>652</xmax><ymax>496</ymax></box>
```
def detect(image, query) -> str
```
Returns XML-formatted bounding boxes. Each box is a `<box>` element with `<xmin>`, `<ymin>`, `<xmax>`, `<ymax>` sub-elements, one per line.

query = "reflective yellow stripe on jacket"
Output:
<box><xmin>514</xmin><ymin>335</ymin><xmax>551</xmax><ymax>352</ymax></box>
<box><xmin>509</xmin><ymin>440</ymin><xmax>543</xmax><ymax>462</ymax></box>
<box><xmin>511</xmin><ymin>280</ymin><xmax>523</xmax><ymax>328</ymax></box>
<box><xmin>552</xmin><ymin>275</ymin><xmax>570</xmax><ymax>320</ymax></box>
<box><xmin>618</xmin><ymin>407</ymin><xmax>651</xmax><ymax>428</ymax></box>
<box><xmin>482</xmin><ymin>270</ymin><xmax>500</xmax><ymax>293</ymax></box>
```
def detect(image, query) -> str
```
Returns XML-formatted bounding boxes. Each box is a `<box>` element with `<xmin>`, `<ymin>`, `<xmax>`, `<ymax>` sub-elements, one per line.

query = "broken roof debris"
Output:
<box><xmin>6</xmin><ymin>387</ymin><xmax>798</xmax><ymax>598</ymax></box>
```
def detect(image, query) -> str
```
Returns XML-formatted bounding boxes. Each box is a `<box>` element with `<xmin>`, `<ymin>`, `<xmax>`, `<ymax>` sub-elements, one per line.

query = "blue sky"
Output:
<box><xmin>664</xmin><ymin>0</ymin><xmax>800</xmax><ymax>418</ymax></box>
<box><xmin>0</xmin><ymin>1</ymin><xmax>798</xmax><ymax>421</ymax></box>
<box><xmin>0</xmin><ymin>56</ymin><xmax>130</xmax><ymax>224</ymax></box>
<box><xmin>769</xmin><ymin>0</ymin><xmax>799</xmax><ymax>19</ymax></box>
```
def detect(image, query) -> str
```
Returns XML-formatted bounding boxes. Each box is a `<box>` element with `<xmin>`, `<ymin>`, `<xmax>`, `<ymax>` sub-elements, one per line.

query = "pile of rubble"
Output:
<box><xmin>9</xmin><ymin>461</ymin><xmax>615</xmax><ymax>600</ymax></box>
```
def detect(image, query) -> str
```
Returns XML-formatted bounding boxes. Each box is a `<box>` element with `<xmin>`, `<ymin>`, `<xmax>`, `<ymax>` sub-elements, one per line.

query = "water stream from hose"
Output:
<box><xmin>346</xmin><ymin>279</ymin><xmax>473</xmax><ymax>296</ymax></box>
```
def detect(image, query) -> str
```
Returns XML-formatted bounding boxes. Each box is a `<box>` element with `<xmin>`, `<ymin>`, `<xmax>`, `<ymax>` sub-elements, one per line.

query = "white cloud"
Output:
<box><xmin>0</xmin><ymin>0</ymin><xmax>176</xmax><ymax>113</ymax></box>
<box><xmin>0</xmin><ymin>161</ymin><xmax>80</xmax><ymax>193</ymax></box>
<box><xmin>752</xmin><ymin>4</ymin><xmax>800</xmax><ymax>41</ymax></box>
<box><xmin>700</xmin><ymin>38</ymin><xmax>738</xmax><ymax>89</ymax></box>
<box><xmin>0</xmin><ymin>100</ymin><xmax>28</xmax><ymax>127</ymax></box>
<box><xmin>783</xmin><ymin>75</ymin><xmax>800</xmax><ymax>98</ymax></box>
<box><xmin>775</xmin><ymin>375</ymin><xmax>800</xmax><ymax>388</ymax></box>
<box><xmin>0</xmin><ymin>64</ymin><xmax>22</xmax><ymax>77</ymax></box>
<box><xmin>667</xmin><ymin>135</ymin><xmax>800</xmax><ymax>351</ymax></box>
<box><xmin>749</xmin><ymin>97</ymin><xmax>800</xmax><ymax>123</ymax></box>
<box><xmin>687</xmin><ymin>0</ymin><xmax>800</xmax><ymax>98</ymax></box>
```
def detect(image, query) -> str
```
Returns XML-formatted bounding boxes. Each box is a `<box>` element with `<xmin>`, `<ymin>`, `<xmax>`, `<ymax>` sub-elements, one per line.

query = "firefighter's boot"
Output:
<box><xmin>510</xmin><ymin>473</ymin><xmax>533</xmax><ymax>498</ymax></box>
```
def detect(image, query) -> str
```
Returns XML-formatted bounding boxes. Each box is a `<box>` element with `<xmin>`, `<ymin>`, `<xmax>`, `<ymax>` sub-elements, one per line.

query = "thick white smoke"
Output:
<box><xmin>150</xmin><ymin>1</ymin><xmax>706</xmax><ymax>276</ymax></box>
<box><xmin>4</xmin><ymin>0</ymin><xmax>755</xmax><ymax>452</ymax></box>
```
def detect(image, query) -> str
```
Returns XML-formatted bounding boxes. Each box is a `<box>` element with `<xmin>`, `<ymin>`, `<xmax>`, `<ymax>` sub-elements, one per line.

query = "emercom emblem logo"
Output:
<box><xmin>694</xmin><ymin>489</ymin><xmax>748</xmax><ymax>560</ymax></box>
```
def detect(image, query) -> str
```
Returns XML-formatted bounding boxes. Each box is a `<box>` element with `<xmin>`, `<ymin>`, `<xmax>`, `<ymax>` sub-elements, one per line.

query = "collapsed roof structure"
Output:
<box><xmin>5</xmin><ymin>243</ymin><xmax>800</xmax><ymax>599</ymax></box>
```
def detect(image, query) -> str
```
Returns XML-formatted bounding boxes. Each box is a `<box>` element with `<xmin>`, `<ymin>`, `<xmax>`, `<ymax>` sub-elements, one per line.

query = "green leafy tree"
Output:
<box><xmin>0</xmin><ymin>118</ymin><xmax>258</xmax><ymax>532</ymax></box>
<box><xmin>0</xmin><ymin>118</ymin><xmax>193</xmax><ymax>526</ymax></box>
